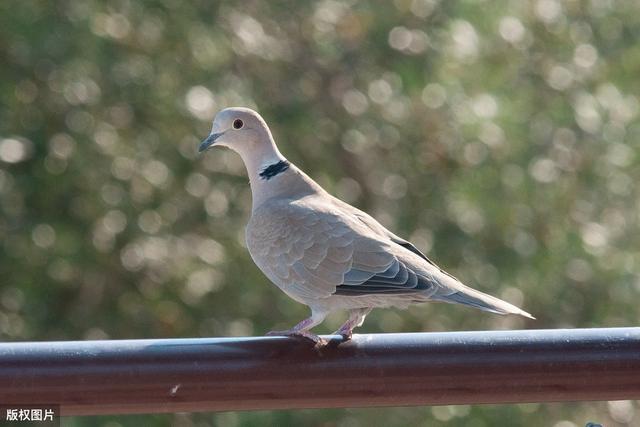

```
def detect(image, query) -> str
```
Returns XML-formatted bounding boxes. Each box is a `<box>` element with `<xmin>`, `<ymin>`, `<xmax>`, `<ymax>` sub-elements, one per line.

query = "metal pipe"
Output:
<box><xmin>1</xmin><ymin>328</ymin><xmax>639</xmax><ymax>415</ymax></box>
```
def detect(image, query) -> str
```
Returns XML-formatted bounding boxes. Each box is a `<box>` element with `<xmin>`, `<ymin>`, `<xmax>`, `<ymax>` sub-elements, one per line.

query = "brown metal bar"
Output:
<box><xmin>1</xmin><ymin>327</ymin><xmax>639</xmax><ymax>415</ymax></box>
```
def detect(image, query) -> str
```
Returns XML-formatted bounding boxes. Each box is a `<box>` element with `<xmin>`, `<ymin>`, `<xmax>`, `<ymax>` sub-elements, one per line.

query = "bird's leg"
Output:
<box><xmin>333</xmin><ymin>307</ymin><xmax>372</xmax><ymax>340</ymax></box>
<box><xmin>266</xmin><ymin>311</ymin><xmax>327</xmax><ymax>344</ymax></box>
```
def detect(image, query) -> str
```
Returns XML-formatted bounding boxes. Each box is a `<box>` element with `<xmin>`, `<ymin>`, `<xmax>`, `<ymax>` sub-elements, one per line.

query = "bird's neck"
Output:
<box><xmin>240</xmin><ymin>145</ymin><xmax>323</xmax><ymax>211</ymax></box>
<box><xmin>239</xmin><ymin>144</ymin><xmax>287</xmax><ymax>207</ymax></box>
<box><xmin>243</xmin><ymin>144</ymin><xmax>286</xmax><ymax>182</ymax></box>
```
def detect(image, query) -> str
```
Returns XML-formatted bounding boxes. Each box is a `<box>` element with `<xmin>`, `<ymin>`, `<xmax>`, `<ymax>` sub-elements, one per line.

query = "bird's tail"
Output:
<box><xmin>431</xmin><ymin>282</ymin><xmax>535</xmax><ymax>320</ymax></box>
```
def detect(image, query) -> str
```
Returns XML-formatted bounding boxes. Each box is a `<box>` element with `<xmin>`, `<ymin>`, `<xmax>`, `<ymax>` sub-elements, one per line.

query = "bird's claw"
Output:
<box><xmin>266</xmin><ymin>330</ymin><xmax>327</xmax><ymax>346</ymax></box>
<box><xmin>332</xmin><ymin>328</ymin><xmax>353</xmax><ymax>341</ymax></box>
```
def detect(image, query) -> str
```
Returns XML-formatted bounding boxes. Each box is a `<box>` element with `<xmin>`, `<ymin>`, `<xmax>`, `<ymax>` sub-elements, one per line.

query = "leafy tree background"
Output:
<box><xmin>1</xmin><ymin>0</ymin><xmax>639</xmax><ymax>425</ymax></box>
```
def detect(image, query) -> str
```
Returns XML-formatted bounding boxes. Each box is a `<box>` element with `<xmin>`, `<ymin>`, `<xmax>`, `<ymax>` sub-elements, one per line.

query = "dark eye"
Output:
<box><xmin>233</xmin><ymin>119</ymin><xmax>244</xmax><ymax>129</ymax></box>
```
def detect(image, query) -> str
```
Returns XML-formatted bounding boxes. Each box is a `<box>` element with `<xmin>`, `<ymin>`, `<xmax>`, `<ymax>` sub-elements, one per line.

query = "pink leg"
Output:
<box><xmin>266</xmin><ymin>311</ymin><xmax>327</xmax><ymax>345</ymax></box>
<box><xmin>333</xmin><ymin>307</ymin><xmax>372</xmax><ymax>340</ymax></box>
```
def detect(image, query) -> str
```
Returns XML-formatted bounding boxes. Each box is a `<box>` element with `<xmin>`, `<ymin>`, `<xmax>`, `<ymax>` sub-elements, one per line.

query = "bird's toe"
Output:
<box><xmin>332</xmin><ymin>328</ymin><xmax>353</xmax><ymax>341</ymax></box>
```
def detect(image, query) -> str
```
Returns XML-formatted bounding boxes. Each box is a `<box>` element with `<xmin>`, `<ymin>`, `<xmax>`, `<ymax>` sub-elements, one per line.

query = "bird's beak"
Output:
<box><xmin>198</xmin><ymin>132</ymin><xmax>224</xmax><ymax>153</ymax></box>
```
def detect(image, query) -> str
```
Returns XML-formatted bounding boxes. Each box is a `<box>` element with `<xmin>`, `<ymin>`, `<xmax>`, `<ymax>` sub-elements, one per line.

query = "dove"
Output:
<box><xmin>199</xmin><ymin>107</ymin><xmax>534</xmax><ymax>344</ymax></box>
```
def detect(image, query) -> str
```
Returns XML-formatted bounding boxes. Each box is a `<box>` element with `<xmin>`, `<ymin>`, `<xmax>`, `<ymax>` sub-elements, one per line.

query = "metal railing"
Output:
<box><xmin>1</xmin><ymin>327</ymin><xmax>639</xmax><ymax>415</ymax></box>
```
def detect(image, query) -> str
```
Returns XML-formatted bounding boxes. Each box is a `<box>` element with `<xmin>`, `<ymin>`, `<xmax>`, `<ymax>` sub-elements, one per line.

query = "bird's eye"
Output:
<box><xmin>233</xmin><ymin>119</ymin><xmax>244</xmax><ymax>129</ymax></box>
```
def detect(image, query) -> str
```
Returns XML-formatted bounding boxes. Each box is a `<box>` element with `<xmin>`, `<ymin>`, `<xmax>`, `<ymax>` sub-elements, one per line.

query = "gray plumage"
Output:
<box><xmin>199</xmin><ymin>107</ymin><xmax>534</xmax><ymax>343</ymax></box>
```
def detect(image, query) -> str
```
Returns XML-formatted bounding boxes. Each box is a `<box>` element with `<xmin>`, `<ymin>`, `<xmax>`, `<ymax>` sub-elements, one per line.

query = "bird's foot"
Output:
<box><xmin>332</xmin><ymin>307</ymin><xmax>370</xmax><ymax>341</ymax></box>
<box><xmin>266</xmin><ymin>329</ymin><xmax>327</xmax><ymax>346</ymax></box>
<box><xmin>332</xmin><ymin>326</ymin><xmax>353</xmax><ymax>341</ymax></box>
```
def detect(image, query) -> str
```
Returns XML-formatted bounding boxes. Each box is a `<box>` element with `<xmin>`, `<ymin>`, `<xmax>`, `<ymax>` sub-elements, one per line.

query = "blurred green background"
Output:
<box><xmin>1</xmin><ymin>0</ymin><xmax>639</xmax><ymax>425</ymax></box>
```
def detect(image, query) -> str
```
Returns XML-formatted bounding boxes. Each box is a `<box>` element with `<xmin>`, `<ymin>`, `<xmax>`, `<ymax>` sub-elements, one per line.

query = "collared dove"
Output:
<box><xmin>199</xmin><ymin>107</ymin><xmax>534</xmax><ymax>343</ymax></box>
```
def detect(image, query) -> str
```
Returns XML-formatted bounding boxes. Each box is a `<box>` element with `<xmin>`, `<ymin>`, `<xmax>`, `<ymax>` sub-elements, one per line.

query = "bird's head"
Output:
<box><xmin>199</xmin><ymin>107</ymin><xmax>273</xmax><ymax>155</ymax></box>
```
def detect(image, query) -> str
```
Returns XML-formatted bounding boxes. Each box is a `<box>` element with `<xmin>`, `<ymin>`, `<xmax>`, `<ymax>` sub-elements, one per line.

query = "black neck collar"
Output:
<box><xmin>259</xmin><ymin>160</ymin><xmax>290</xmax><ymax>180</ymax></box>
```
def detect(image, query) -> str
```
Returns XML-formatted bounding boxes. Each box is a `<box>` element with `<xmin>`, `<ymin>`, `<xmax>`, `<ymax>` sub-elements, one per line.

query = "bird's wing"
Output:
<box><xmin>344</xmin><ymin>203</ymin><xmax>535</xmax><ymax>317</ymax></box>
<box><xmin>247</xmin><ymin>196</ymin><xmax>438</xmax><ymax>300</ymax></box>
<box><xmin>332</xmin><ymin>198</ymin><xmax>471</xmax><ymax>281</ymax></box>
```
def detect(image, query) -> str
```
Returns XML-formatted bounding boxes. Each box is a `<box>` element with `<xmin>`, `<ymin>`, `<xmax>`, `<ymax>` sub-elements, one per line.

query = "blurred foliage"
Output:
<box><xmin>1</xmin><ymin>0</ymin><xmax>639</xmax><ymax>425</ymax></box>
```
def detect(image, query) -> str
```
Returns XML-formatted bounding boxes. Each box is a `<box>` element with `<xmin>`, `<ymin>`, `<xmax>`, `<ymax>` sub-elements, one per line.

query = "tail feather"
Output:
<box><xmin>432</xmin><ymin>286</ymin><xmax>535</xmax><ymax>320</ymax></box>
